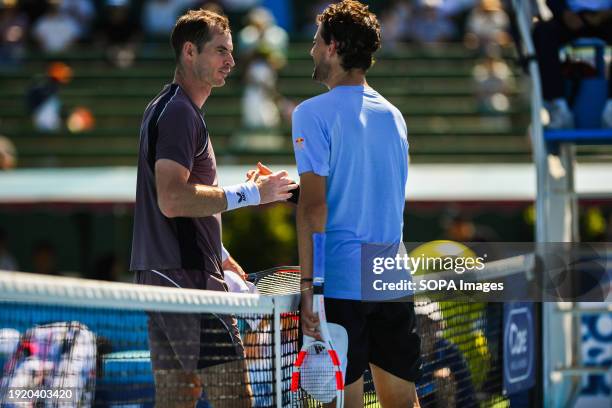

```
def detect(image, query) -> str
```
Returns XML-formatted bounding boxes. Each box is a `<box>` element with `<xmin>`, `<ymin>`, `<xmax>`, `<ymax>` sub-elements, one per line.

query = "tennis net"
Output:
<box><xmin>0</xmin><ymin>269</ymin><xmax>301</xmax><ymax>407</ymax></box>
<box><xmin>0</xmin><ymin>259</ymin><xmax>530</xmax><ymax>407</ymax></box>
<box><xmin>249</xmin><ymin>262</ymin><xmax>524</xmax><ymax>408</ymax></box>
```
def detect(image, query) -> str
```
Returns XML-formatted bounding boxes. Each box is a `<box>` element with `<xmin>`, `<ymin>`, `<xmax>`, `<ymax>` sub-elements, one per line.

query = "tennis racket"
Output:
<box><xmin>248</xmin><ymin>266</ymin><xmax>301</xmax><ymax>295</ymax></box>
<box><xmin>291</xmin><ymin>233</ymin><xmax>346</xmax><ymax>406</ymax></box>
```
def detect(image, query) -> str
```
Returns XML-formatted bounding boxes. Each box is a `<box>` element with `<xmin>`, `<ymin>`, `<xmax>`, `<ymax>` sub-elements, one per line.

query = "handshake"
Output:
<box><xmin>246</xmin><ymin>162</ymin><xmax>300</xmax><ymax>205</ymax></box>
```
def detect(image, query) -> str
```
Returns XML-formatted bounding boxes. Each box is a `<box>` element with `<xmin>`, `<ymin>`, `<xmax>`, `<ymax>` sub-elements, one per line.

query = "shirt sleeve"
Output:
<box><xmin>291</xmin><ymin>103</ymin><xmax>330</xmax><ymax>176</ymax></box>
<box><xmin>155</xmin><ymin>102</ymin><xmax>198</xmax><ymax>172</ymax></box>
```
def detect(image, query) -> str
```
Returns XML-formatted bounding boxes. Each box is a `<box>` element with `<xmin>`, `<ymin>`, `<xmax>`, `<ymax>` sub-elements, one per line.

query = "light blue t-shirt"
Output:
<box><xmin>292</xmin><ymin>85</ymin><xmax>409</xmax><ymax>300</ymax></box>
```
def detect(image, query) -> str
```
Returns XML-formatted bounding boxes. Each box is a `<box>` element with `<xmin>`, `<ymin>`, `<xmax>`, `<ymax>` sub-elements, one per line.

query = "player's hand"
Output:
<box><xmin>246</xmin><ymin>162</ymin><xmax>273</xmax><ymax>181</ymax></box>
<box><xmin>300</xmin><ymin>290</ymin><xmax>321</xmax><ymax>340</ymax></box>
<box><xmin>250</xmin><ymin>169</ymin><xmax>298</xmax><ymax>204</ymax></box>
<box><xmin>222</xmin><ymin>255</ymin><xmax>247</xmax><ymax>280</ymax></box>
<box><xmin>247</xmin><ymin>162</ymin><xmax>300</xmax><ymax>203</ymax></box>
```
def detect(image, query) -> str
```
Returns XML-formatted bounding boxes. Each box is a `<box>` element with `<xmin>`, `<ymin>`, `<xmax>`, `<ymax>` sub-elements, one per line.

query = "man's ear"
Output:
<box><xmin>327</xmin><ymin>40</ymin><xmax>337</xmax><ymax>58</ymax></box>
<box><xmin>182</xmin><ymin>41</ymin><xmax>195</xmax><ymax>61</ymax></box>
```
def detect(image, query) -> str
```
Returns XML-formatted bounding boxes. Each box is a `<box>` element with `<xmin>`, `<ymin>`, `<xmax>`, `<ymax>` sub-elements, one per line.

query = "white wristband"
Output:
<box><xmin>223</xmin><ymin>181</ymin><xmax>260</xmax><ymax>211</ymax></box>
<box><xmin>221</xmin><ymin>244</ymin><xmax>230</xmax><ymax>262</ymax></box>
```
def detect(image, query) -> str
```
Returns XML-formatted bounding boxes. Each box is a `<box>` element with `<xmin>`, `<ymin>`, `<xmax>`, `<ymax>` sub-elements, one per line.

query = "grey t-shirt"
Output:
<box><xmin>130</xmin><ymin>84</ymin><xmax>222</xmax><ymax>275</ymax></box>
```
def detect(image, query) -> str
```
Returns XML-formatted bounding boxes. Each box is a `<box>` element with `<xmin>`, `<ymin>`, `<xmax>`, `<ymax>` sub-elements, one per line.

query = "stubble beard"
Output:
<box><xmin>191</xmin><ymin>59</ymin><xmax>225</xmax><ymax>88</ymax></box>
<box><xmin>312</xmin><ymin>60</ymin><xmax>329</xmax><ymax>83</ymax></box>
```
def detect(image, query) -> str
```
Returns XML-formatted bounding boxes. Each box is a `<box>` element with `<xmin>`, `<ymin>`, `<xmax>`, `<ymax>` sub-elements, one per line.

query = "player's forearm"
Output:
<box><xmin>296</xmin><ymin>201</ymin><xmax>327</xmax><ymax>280</ymax></box>
<box><xmin>297</xmin><ymin>216</ymin><xmax>314</xmax><ymax>281</ymax></box>
<box><xmin>158</xmin><ymin>182</ymin><xmax>227</xmax><ymax>218</ymax></box>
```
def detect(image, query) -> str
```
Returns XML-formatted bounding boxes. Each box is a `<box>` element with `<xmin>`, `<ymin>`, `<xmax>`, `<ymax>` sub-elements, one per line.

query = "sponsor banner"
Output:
<box><xmin>503</xmin><ymin>302</ymin><xmax>536</xmax><ymax>394</ymax></box>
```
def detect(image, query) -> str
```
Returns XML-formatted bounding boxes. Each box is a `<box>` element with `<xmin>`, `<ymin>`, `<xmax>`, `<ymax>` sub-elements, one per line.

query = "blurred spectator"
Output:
<box><xmin>193</xmin><ymin>1</ymin><xmax>224</xmax><ymax>14</ymax></box>
<box><xmin>0</xmin><ymin>328</ymin><xmax>20</xmax><ymax>365</ymax></box>
<box><xmin>32</xmin><ymin>0</ymin><xmax>80</xmax><ymax>53</ymax></box>
<box><xmin>380</xmin><ymin>0</ymin><xmax>413</xmax><ymax>51</ymax></box>
<box><xmin>581</xmin><ymin>206</ymin><xmax>608</xmax><ymax>241</ymax></box>
<box><xmin>0</xmin><ymin>0</ymin><xmax>28</xmax><ymax>68</ymax></box>
<box><xmin>442</xmin><ymin>210</ymin><xmax>499</xmax><ymax>242</ymax></box>
<box><xmin>0</xmin><ymin>228</ymin><xmax>18</xmax><ymax>271</ymax></box>
<box><xmin>409</xmin><ymin>0</ymin><xmax>457</xmax><ymax>45</ymax></box>
<box><xmin>98</xmin><ymin>0</ymin><xmax>140</xmax><ymax>68</ymax></box>
<box><xmin>66</xmin><ymin>106</ymin><xmax>95</xmax><ymax>133</ymax></box>
<box><xmin>472</xmin><ymin>52</ymin><xmax>515</xmax><ymax>114</ymax></box>
<box><xmin>238</xmin><ymin>6</ymin><xmax>287</xmax><ymax>62</ymax></box>
<box><xmin>221</xmin><ymin>0</ymin><xmax>259</xmax><ymax>12</ymax></box>
<box><xmin>59</xmin><ymin>0</ymin><xmax>95</xmax><ymax>41</ymax></box>
<box><xmin>439</xmin><ymin>0</ymin><xmax>477</xmax><ymax>16</ymax></box>
<box><xmin>533</xmin><ymin>0</ymin><xmax>612</xmax><ymax>129</ymax></box>
<box><xmin>415</xmin><ymin>299</ymin><xmax>478</xmax><ymax>408</ymax></box>
<box><xmin>32</xmin><ymin>241</ymin><xmax>57</xmax><ymax>275</ymax></box>
<box><xmin>238</xmin><ymin>7</ymin><xmax>289</xmax><ymax>130</ymax></box>
<box><xmin>0</xmin><ymin>135</ymin><xmax>17</xmax><ymax>170</ymax></box>
<box><xmin>293</xmin><ymin>0</ymin><xmax>327</xmax><ymax>35</ymax></box>
<box><xmin>26</xmin><ymin>62</ymin><xmax>73</xmax><ymax>132</ymax></box>
<box><xmin>464</xmin><ymin>0</ymin><xmax>511</xmax><ymax>55</ymax></box>
<box><xmin>142</xmin><ymin>0</ymin><xmax>196</xmax><ymax>40</ymax></box>
<box><xmin>438</xmin><ymin>0</ymin><xmax>477</xmax><ymax>35</ymax></box>
<box><xmin>242</xmin><ymin>49</ymin><xmax>281</xmax><ymax>129</ymax></box>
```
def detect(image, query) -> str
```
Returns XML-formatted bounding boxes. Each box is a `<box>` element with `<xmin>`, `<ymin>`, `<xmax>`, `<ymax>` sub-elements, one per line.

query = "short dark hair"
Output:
<box><xmin>317</xmin><ymin>0</ymin><xmax>381</xmax><ymax>72</ymax></box>
<box><xmin>170</xmin><ymin>9</ymin><xmax>230</xmax><ymax>62</ymax></box>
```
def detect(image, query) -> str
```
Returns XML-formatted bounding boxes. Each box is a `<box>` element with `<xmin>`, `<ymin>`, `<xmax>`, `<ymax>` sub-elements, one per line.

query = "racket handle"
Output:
<box><xmin>312</xmin><ymin>233</ymin><xmax>326</xmax><ymax>286</ymax></box>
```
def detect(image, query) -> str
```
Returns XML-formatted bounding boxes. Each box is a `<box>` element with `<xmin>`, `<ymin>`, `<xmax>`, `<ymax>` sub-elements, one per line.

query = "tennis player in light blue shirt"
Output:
<box><xmin>292</xmin><ymin>2</ymin><xmax>421</xmax><ymax>406</ymax></box>
<box><xmin>293</xmin><ymin>85</ymin><xmax>409</xmax><ymax>300</ymax></box>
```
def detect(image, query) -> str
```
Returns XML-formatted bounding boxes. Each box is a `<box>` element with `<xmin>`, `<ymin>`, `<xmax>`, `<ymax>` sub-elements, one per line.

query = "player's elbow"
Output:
<box><xmin>158</xmin><ymin>198</ymin><xmax>178</xmax><ymax>218</ymax></box>
<box><xmin>157</xmin><ymin>191</ymin><xmax>182</xmax><ymax>218</ymax></box>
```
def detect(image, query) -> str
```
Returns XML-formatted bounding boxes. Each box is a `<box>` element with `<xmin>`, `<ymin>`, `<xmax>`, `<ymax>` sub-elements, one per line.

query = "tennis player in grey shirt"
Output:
<box><xmin>130</xmin><ymin>9</ymin><xmax>297</xmax><ymax>408</ymax></box>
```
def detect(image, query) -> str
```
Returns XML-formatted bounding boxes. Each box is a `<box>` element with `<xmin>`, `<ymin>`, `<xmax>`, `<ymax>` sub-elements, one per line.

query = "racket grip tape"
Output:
<box><xmin>312</xmin><ymin>233</ymin><xmax>326</xmax><ymax>283</ymax></box>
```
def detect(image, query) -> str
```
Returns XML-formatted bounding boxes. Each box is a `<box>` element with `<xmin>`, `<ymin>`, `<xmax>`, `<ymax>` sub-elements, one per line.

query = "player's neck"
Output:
<box><xmin>173</xmin><ymin>68</ymin><xmax>212</xmax><ymax>109</ymax></box>
<box><xmin>326</xmin><ymin>68</ymin><xmax>367</xmax><ymax>90</ymax></box>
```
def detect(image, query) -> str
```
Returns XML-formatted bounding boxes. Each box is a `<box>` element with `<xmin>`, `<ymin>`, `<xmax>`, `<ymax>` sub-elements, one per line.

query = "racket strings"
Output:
<box><xmin>296</xmin><ymin>343</ymin><xmax>340</xmax><ymax>403</ymax></box>
<box><xmin>252</xmin><ymin>270</ymin><xmax>301</xmax><ymax>295</ymax></box>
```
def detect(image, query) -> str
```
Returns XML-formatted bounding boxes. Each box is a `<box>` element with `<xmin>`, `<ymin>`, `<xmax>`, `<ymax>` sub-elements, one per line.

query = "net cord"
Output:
<box><xmin>0</xmin><ymin>270</ymin><xmax>299</xmax><ymax>315</ymax></box>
